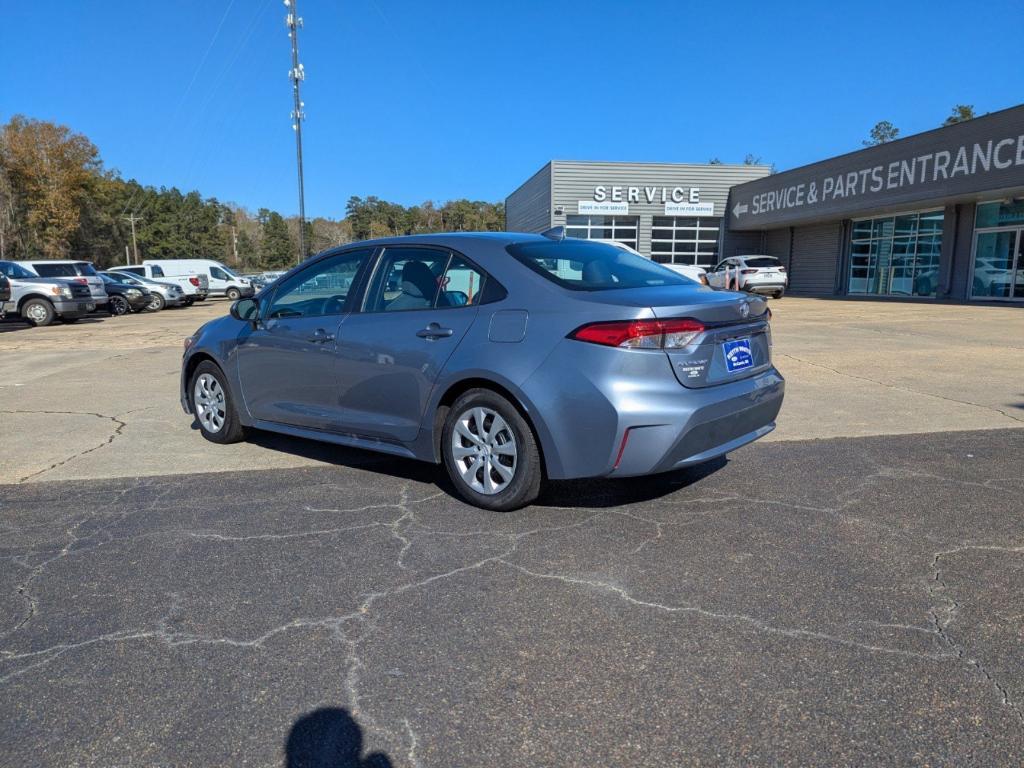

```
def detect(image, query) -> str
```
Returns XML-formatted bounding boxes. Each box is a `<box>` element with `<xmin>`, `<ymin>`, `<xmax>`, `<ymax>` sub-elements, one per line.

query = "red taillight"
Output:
<box><xmin>189</xmin><ymin>276</ymin><xmax>200</xmax><ymax>286</ymax></box>
<box><xmin>569</xmin><ymin>318</ymin><xmax>706</xmax><ymax>349</ymax></box>
<box><xmin>74</xmin><ymin>277</ymin><xmax>88</xmax><ymax>284</ymax></box>
<box><xmin>741</xmin><ymin>268</ymin><xmax>758</xmax><ymax>275</ymax></box>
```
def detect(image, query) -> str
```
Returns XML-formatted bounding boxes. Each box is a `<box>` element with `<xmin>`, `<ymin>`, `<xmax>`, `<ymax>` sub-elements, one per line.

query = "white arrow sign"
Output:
<box><xmin>732</xmin><ymin>202</ymin><xmax>749</xmax><ymax>217</ymax></box>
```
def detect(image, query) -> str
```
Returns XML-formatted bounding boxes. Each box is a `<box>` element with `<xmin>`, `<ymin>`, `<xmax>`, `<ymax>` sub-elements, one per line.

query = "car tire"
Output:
<box><xmin>21</xmin><ymin>298</ymin><xmax>55</xmax><ymax>327</ymax></box>
<box><xmin>109</xmin><ymin>295</ymin><xmax>130</xmax><ymax>315</ymax></box>
<box><xmin>184</xmin><ymin>297</ymin><xmax>195</xmax><ymax>306</ymax></box>
<box><xmin>148</xmin><ymin>293</ymin><xmax>166</xmax><ymax>311</ymax></box>
<box><xmin>441</xmin><ymin>389</ymin><xmax>542</xmax><ymax>511</ymax></box>
<box><xmin>226</xmin><ymin>287</ymin><xmax>241</xmax><ymax>301</ymax></box>
<box><xmin>773</xmin><ymin>290</ymin><xmax>785</xmax><ymax>299</ymax></box>
<box><xmin>189</xmin><ymin>360</ymin><xmax>248</xmax><ymax>444</ymax></box>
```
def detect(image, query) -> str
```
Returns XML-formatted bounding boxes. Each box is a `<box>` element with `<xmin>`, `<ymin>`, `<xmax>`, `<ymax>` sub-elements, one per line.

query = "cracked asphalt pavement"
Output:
<box><xmin>2</xmin><ymin>298</ymin><xmax>1023</xmax><ymax>765</ymax></box>
<box><xmin>2</xmin><ymin>430</ymin><xmax>1024</xmax><ymax>766</ymax></box>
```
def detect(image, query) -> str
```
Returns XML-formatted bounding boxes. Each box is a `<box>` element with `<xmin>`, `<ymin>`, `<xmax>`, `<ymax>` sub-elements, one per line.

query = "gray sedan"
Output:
<box><xmin>180</xmin><ymin>233</ymin><xmax>784</xmax><ymax>510</ymax></box>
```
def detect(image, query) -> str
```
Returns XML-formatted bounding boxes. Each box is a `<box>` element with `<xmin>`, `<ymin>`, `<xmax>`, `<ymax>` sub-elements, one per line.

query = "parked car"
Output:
<box><xmin>0</xmin><ymin>273</ymin><xmax>9</xmax><ymax>312</ymax></box>
<box><xmin>242</xmin><ymin>273</ymin><xmax>269</xmax><ymax>290</ymax></box>
<box><xmin>588</xmin><ymin>239</ymin><xmax>710</xmax><ymax>286</ymax></box>
<box><xmin>15</xmin><ymin>259</ymin><xmax>109</xmax><ymax>308</ymax></box>
<box><xmin>144</xmin><ymin>258</ymin><xmax>254</xmax><ymax>300</ymax></box>
<box><xmin>112</xmin><ymin>264</ymin><xmax>208</xmax><ymax>304</ymax></box>
<box><xmin>181</xmin><ymin>233</ymin><xmax>784</xmax><ymax>511</ymax></box>
<box><xmin>707</xmin><ymin>255</ymin><xmax>788</xmax><ymax>298</ymax></box>
<box><xmin>103</xmin><ymin>269</ymin><xmax>187</xmax><ymax>310</ymax></box>
<box><xmin>99</xmin><ymin>273</ymin><xmax>152</xmax><ymax>315</ymax></box>
<box><xmin>0</xmin><ymin>260</ymin><xmax>96</xmax><ymax>326</ymax></box>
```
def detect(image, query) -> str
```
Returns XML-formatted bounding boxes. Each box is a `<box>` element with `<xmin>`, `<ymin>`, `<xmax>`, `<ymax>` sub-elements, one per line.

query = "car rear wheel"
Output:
<box><xmin>190</xmin><ymin>361</ymin><xmax>247</xmax><ymax>444</ymax></box>
<box><xmin>148</xmin><ymin>293</ymin><xmax>166</xmax><ymax>311</ymax></box>
<box><xmin>184</xmin><ymin>297</ymin><xmax>195</xmax><ymax>306</ymax></box>
<box><xmin>21</xmin><ymin>298</ymin><xmax>55</xmax><ymax>327</ymax></box>
<box><xmin>442</xmin><ymin>389</ymin><xmax>542</xmax><ymax>511</ymax></box>
<box><xmin>773</xmin><ymin>289</ymin><xmax>785</xmax><ymax>299</ymax></box>
<box><xmin>109</xmin><ymin>295</ymin><xmax>130</xmax><ymax>315</ymax></box>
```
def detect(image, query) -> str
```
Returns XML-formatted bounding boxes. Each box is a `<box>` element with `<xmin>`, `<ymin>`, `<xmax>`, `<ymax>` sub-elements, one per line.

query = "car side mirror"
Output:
<box><xmin>230</xmin><ymin>297</ymin><xmax>259</xmax><ymax>325</ymax></box>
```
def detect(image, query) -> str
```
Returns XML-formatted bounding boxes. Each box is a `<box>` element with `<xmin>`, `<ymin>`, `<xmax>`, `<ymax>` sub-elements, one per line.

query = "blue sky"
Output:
<box><xmin>1</xmin><ymin>0</ymin><xmax>1019</xmax><ymax>218</ymax></box>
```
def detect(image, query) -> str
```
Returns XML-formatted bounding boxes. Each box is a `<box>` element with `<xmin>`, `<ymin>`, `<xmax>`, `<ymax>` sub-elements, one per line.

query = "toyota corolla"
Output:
<box><xmin>180</xmin><ymin>232</ymin><xmax>784</xmax><ymax>510</ymax></box>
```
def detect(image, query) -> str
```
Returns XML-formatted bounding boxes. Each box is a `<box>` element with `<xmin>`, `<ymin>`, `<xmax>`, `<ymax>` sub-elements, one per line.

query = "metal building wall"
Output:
<box><xmin>547</xmin><ymin>161</ymin><xmax>771</xmax><ymax>255</ymax></box>
<box><xmin>505</xmin><ymin>163</ymin><xmax>552</xmax><ymax>233</ymax></box>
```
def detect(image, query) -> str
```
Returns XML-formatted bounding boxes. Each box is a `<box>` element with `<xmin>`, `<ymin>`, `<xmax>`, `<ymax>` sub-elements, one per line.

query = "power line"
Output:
<box><xmin>285</xmin><ymin>0</ymin><xmax>307</xmax><ymax>263</ymax></box>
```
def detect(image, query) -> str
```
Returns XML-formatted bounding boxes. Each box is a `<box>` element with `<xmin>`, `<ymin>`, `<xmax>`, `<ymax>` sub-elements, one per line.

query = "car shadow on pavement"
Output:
<box><xmin>537</xmin><ymin>455</ymin><xmax>728</xmax><ymax>509</ymax></box>
<box><xmin>244</xmin><ymin>427</ymin><xmax>727</xmax><ymax>510</ymax></box>
<box><xmin>285</xmin><ymin>707</ymin><xmax>394</xmax><ymax>768</ymax></box>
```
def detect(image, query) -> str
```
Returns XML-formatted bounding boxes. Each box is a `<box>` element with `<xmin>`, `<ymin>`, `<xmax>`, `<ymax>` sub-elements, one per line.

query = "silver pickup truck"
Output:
<box><xmin>0</xmin><ymin>260</ymin><xmax>96</xmax><ymax>326</ymax></box>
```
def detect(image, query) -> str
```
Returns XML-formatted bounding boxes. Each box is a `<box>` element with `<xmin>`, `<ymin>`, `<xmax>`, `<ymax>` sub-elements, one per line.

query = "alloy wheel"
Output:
<box><xmin>450</xmin><ymin>406</ymin><xmax>517</xmax><ymax>495</ymax></box>
<box><xmin>194</xmin><ymin>373</ymin><xmax>226</xmax><ymax>434</ymax></box>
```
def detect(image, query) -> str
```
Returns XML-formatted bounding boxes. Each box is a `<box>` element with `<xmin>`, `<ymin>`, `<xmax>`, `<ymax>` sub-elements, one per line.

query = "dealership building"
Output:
<box><xmin>506</xmin><ymin>103</ymin><xmax>1024</xmax><ymax>303</ymax></box>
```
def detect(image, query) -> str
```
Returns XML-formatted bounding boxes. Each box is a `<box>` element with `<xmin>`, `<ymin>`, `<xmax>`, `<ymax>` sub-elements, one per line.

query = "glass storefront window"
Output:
<box><xmin>975</xmin><ymin>199</ymin><xmax>1024</xmax><ymax>229</ymax></box>
<box><xmin>847</xmin><ymin>210</ymin><xmax>942</xmax><ymax>297</ymax></box>
<box><xmin>649</xmin><ymin>216</ymin><xmax>720</xmax><ymax>266</ymax></box>
<box><xmin>565</xmin><ymin>214</ymin><xmax>639</xmax><ymax>250</ymax></box>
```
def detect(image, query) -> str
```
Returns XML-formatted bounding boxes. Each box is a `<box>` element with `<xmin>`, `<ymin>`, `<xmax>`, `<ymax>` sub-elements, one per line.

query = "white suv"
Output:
<box><xmin>707</xmin><ymin>255</ymin><xmax>788</xmax><ymax>298</ymax></box>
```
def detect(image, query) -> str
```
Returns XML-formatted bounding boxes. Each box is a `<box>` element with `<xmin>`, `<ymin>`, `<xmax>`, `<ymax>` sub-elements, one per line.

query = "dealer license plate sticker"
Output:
<box><xmin>723</xmin><ymin>338</ymin><xmax>754</xmax><ymax>373</ymax></box>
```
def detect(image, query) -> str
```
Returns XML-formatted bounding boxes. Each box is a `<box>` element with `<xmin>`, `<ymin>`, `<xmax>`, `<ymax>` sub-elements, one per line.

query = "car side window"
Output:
<box><xmin>439</xmin><ymin>256</ymin><xmax>488</xmax><ymax>307</ymax></box>
<box><xmin>265</xmin><ymin>248</ymin><xmax>372</xmax><ymax>319</ymax></box>
<box><xmin>366</xmin><ymin>248</ymin><xmax>451</xmax><ymax>313</ymax></box>
<box><xmin>150</xmin><ymin>266</ymin><xmax>164</xmax><ymax>277</ymax></box>
<box><xmin>210</xmin><ymin>266</ymin><xmax>229</xmax><ymax>281</ymax></box>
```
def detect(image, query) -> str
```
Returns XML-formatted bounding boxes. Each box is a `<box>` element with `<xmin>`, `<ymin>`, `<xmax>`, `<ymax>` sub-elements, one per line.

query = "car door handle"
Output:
<box><xmin>416</xmin><ymin>323</ymin><xmax>454</xmax><ymax>339</ymax></box>
<box><xmin>308</xmin><ymin>329</ymin><xmax>335</xmax><ymax>343</ymax></box>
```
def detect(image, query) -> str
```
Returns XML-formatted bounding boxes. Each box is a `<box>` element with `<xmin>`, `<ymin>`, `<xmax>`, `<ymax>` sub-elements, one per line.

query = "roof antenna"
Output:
<box><xmin>541</xmin><ymin>226</ymin><xmax>566</xmax><ymax>241</ymax></box>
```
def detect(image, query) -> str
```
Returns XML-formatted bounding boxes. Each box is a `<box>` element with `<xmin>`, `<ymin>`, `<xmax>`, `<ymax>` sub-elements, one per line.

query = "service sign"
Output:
<box><xmin>728</xmin><ymin>105</ymin><xmax>1024</xmax><ymax>230</ymax></box>
<box><xmin>578</xmin><ymin>201</ymin><xmax>629</xmax><ymax>214</ymax></box>
<box><xmin>665</xmin><ymin>202</ymin><xmax>714</xmax><ymax>216</ymax></box>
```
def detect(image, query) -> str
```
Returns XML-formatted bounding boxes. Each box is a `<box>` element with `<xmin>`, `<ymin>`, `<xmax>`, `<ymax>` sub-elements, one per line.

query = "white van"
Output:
<box><xmin>143</xmin><ymin>259</ymin><xmax>254</xmax><ymax>300</ymax></box>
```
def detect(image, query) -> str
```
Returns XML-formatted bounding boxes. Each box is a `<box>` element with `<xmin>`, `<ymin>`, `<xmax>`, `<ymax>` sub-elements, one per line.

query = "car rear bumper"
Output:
<box><xmin>522</xmin><ymin>339</ymin><xmax>785</xmax><ymax>480</ymax></box>
<box><xmin>743</xmin><ymin>281</ymin><xmax>787</xmax><ymax>294</ymax></box>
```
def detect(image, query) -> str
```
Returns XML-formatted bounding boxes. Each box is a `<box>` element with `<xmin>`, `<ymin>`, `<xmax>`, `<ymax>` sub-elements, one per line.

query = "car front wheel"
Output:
<box><xmin>109</xmin><ymin>295</ymin><xmax>130</xmax><ymax>315</ymax></box>
<box><xmin>190</xmin><ymin>361</ymin><xmax>248</xmax><ymax>444</ymax></box>
<box><xmin>226</xmin><ymin>288</ymin><xmax>241</xmax><ymax>301</ymax></box>
<box><xmin>21</xmin><ymin>298</ymin><xmax>55</xmax><ymax>327</ymax></box>
<box><xmin>441</xmin><ymin>389</ymin><xmax>542</xmax><ymax>511</ymax></box>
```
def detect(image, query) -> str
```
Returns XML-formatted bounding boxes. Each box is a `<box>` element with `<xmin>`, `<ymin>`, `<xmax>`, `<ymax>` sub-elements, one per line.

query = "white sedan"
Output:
<box><xmin>707</xmin><ymin>255</ymin><xmax>788</xmax><ymax>298</ymax></box>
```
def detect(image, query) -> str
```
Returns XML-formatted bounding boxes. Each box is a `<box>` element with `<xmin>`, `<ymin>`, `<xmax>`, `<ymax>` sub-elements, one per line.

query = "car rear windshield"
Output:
<box><xmin>506</xmin><ymin>240</ymin><xmax>690</xmax><ymax>291</ymax></box>
<box><xmin>744</xmin><ymin>257</ymin><xmax>781</xmax><ymax>268</ymax></box>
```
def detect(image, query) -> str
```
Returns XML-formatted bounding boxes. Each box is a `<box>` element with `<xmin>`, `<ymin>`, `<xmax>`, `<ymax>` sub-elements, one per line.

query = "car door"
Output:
<box><xmin>235</xmin><ymin>248</ymin><xmax>374</xmax><ymax>430</ymax></box>
<box><xmin>707</xmin><ymin>260</ymin><xmax>727</xmax><ymax>288</ymax></box>
<box><xmin>334</xmin><ymin>246</ymin><xmax>486</xmax><ymax>443</ymax></box>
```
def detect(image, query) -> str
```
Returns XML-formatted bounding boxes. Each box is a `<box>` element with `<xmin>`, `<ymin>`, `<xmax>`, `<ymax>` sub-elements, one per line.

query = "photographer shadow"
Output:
<box><xmin>286</xmin><ymin>707</ymin><xmax>394</xmax><ymax>768</ymax></box>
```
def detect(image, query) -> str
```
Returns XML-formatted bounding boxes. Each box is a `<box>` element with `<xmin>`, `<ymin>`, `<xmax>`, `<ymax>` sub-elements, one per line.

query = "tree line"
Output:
<box><xmin>0</xmin><ymin>115</ymin><xmax>505</xmax><ymax>270</ymax></box>
<box><xmin>864</xmin><ymin>104</ymin><xmax>979</xmax><ymax>146</ymax></box>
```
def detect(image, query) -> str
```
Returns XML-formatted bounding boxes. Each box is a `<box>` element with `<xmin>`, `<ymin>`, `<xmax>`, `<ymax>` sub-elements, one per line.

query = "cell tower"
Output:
<box><xmin>285</xmin><ymin>0</ymin><xmax>307</xmax><ymax>262</ymax></box>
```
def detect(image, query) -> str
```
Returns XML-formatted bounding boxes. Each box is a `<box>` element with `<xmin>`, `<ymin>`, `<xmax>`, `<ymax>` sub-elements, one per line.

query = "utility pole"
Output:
<box><xmin>285</xmin><ymin>0</ymin><xmax>307</xmax><ymax>264</ymax></box>
<box><xmin>122</xmin><ymin>214</ymin><xmax>142</xmax><ymax>263</ymax></box>
<box><xmin>231</xmin><ymin>225</ymin><xmax>240</xmax><ymax>266</ymax></box>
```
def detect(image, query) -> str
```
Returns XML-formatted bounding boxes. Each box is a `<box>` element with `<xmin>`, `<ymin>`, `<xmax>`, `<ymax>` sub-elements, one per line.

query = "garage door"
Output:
<box><xmin>790</xmin><ymin>223</ymin><xmax>841</xmax><ymax>295</ymax></box>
